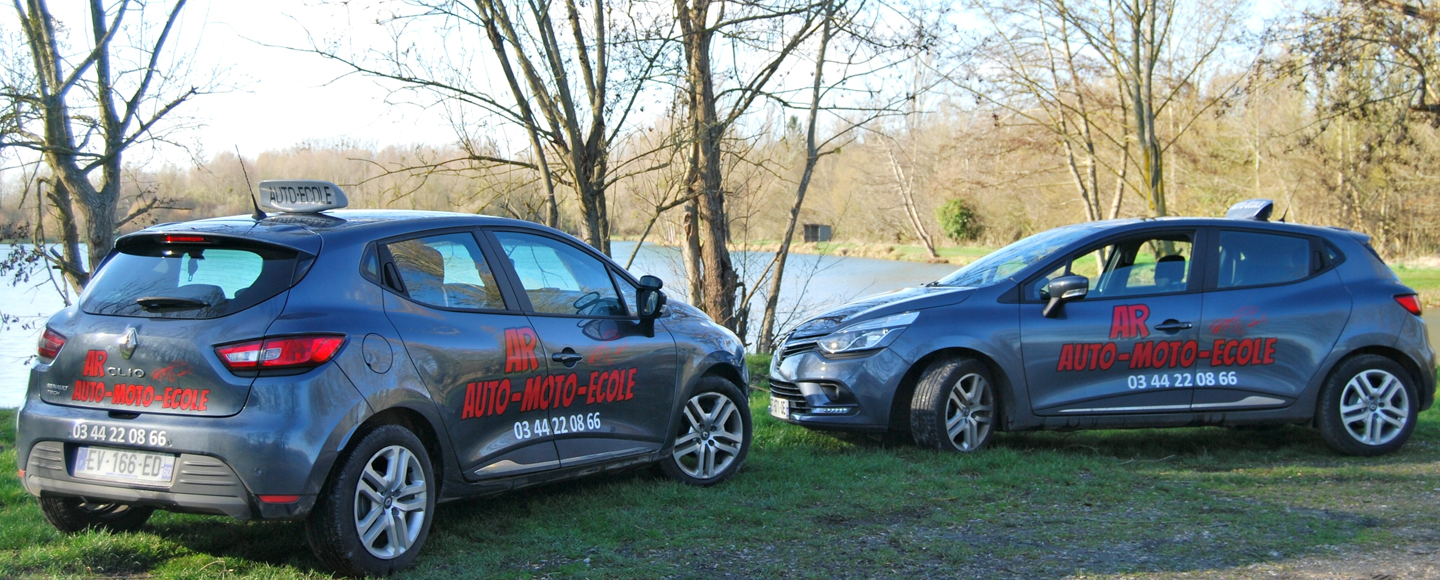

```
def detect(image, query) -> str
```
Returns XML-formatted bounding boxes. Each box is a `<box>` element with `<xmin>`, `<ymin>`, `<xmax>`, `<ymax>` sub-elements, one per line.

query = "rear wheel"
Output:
<box><xmin>306</xmin><ymin>425</ymin><xmax>435</xmax><ymax>577</ymax></box>
<box><xmin>1317</xmin><ymin>355</ymin><xmax>1418</xmax><ymax>456</ymax></box>
<box><xmin>911</xmin><ymin>357</ymin><xmax>997</xmax><ymax>452</ymax></box>
<box><xmin>38</xmin><ymin>497</ymin><xmax>153</xmax><ymax>533</ymax></box>
<box><xmin>658</xmin><ymin>376</ymin><xmax>752</xmax><ymax>486</ymax></box>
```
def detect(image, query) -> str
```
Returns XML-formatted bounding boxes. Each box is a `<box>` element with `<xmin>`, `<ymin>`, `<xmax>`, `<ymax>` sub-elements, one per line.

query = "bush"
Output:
<box><xmin>937</xmin><ymin>197</ymin><xmax>983</xmax><ymax>242</ymax></box>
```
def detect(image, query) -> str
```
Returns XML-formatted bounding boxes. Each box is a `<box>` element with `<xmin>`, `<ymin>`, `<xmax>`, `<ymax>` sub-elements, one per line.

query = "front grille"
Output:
<box><xmin>777</xmin><ymin>340</ymin><xmax>817</xmax><ymax>364</ymax></box>
<box><xmin>769</xmin><ymin>379</ymin><xmax>810</xmax><ymax>413</ymax></box>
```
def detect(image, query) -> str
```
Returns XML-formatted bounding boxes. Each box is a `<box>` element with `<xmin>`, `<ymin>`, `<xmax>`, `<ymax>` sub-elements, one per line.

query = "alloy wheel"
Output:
<box><xmin>672</xmin><ymin>392</ymin><xmax>744</xmax><ymax>479</ymax></box>
<box><xmin>944</xmin><ymin>373</ymin><xmax>994</xmax><ymax>451</ymax></box>
<box><xmin>353</xmin><ymin>445</ymin><xmax>428</xmax><ymax>560</ymax></box>
<box><xmin>1340</xmin><ymin>369</ymin><xmax>1410</xmax><ymax>446</ymax></box>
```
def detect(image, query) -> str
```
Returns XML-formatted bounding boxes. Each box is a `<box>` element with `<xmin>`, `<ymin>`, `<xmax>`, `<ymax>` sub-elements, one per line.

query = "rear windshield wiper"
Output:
<box><xmin>135</xmin><ymin>296</ymin><xmax>209</xmax><ymax>310</ymax></box>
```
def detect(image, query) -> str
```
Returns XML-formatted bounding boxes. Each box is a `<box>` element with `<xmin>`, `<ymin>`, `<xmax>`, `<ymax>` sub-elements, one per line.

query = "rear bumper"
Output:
<box><xmin>20</xmin><ymin>440</ymin><xmax>313</xmax><ymax>520</ymax></box>
<box><xmin>16</xmin><ymin>363</ymin><xmax>371</xmax><ymax>521</ymax></box>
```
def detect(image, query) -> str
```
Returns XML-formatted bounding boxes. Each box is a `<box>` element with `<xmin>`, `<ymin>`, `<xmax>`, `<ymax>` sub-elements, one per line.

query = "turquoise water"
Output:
<box><xmin>0</xmin><ymin>241</ymin><xmax>958</xmax><ymax>407</ymax></box>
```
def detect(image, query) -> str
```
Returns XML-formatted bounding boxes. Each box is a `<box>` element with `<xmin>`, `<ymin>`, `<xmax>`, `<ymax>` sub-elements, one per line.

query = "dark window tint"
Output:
<box><xmin>82</xmin><ymin>242</ymin><xmax>298</xmax><ymax>319</ymax></box>
<box><xmin>1216</xmin><ymin>231</ymin><xmax>1314</xmax><ymax>289</ymax></box>
<box><xmin>1030</xmin><ymin>233</ymin><xmax>1194</xmax><ymax>299</ymax></box>
<box><xmin>386</xmin><ymin>233</ymin><xmax>504</xmax><ymax>310</ymax></box>
<box><xmin>494</xmin><ymin>231</ymin><xmax>624</xmax><ymax>316</ymax></box>
<box><xmin>361</xmin><ymin>244</ymin><xmax>380</xmax><ymax>282</ymax></box>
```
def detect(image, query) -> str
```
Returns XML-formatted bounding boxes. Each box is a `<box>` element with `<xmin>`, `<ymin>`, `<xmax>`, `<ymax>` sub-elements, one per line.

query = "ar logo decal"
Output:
<box><xmin>1108</xmin><ymin>304</ymin><xmax>1151</xmax><ymax>339</ymax></box>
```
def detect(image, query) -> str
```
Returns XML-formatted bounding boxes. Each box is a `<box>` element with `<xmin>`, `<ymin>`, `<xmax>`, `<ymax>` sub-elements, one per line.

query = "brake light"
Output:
<box><xmin>162</xmin><ymin>235</ymin><xmax>208</xmax><ymax>244</ymax></box>
<box><xmin>258</xmin><ymin>495</ymin><xmax>300</xmax><ymax>504</ymax></box>
<box><xmin>1395</xmin><ymin>294</ymin><xmax>1423</xmax><ymax>316</ymax></box>
<box><xmin>37</xmin><ymin>328</ymin><xmax>66</xmax><ymax>359</ymax></box>
<box><xmin>215</xmin><ymin>335</ymin><xmax>345</xmax><ymax>371</ymax></box>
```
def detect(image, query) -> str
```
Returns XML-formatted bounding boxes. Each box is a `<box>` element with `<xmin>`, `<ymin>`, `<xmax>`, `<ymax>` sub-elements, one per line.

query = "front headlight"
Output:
<box><xmin>816</xmin><ymin>311</ymin><xmax>919</xmax><ymax>355</ymax></box>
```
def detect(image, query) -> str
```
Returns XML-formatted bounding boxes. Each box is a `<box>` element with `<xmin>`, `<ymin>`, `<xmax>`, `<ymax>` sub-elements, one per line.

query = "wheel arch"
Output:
<box><xmin>700</xmin><ymin>361</ymin><xmax>747</xmax><ymax>392</ymax></box>
<box><xmin>340</xmin><ymin>405</ymin><xmax>449</xmax><ymax>497</ymax></box>
<box><xmin>887</xmin><ymin>347</ymin><xmax>1017</xmax><ymax>434</ymax></box>
<box><xmin>1320</xmin><ymin>345</ymin><xmax>1433</xmax><ymax>415</ymax></box>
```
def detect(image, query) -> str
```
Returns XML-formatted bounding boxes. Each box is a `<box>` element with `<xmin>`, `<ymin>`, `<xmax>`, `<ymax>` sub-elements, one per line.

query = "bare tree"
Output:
<box><xmin>1054</xmin><ymin>0</ymin><xmax>1250</xmax><ymax>216</ymax></box>
<box><xmin>4</xmin><ymin>0</ymin><xmax>203</xmax><ymax>291</ymax></box>
<box><xmin>675</xmin><ymin>0</ymin><xmax>822</xmax><ymax>332</ymax></box>
<box><xmin>306</xmin><ymin>0</ymin><xmax>671</xmax><ymax>255</ymax></box>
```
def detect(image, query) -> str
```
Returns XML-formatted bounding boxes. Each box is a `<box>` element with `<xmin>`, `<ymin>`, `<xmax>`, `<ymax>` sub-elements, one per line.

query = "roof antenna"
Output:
<box><xmin>235</xmin><ymin>145</ymin><xmax>266</xmax><ymax>221</ymax></box>
<box><xmin>1277</xmin><ymin>183</ymin><xmax>1299</xmax><ymax>223</ymax></box>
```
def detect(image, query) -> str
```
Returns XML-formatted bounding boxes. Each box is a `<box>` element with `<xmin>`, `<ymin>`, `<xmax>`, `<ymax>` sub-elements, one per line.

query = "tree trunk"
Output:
<box><xmin>678</xmin><ymin>0</ymin><xmax>740</xmax><ymax>330</ymax></box>
<box><xmin>758</xmin><ymin>8</ymin><xmax>833</xmax><ymax>353</ymax></box>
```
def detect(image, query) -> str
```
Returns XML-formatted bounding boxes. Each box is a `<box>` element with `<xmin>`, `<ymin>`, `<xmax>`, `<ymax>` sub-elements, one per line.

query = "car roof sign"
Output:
<box><xmin>257</xmin><ymin>180</ymin><xmax>349</xmax><ymax>214</ymax></box>
<box><xmin>1224</xmin><ymin>198</ymin><xmax>1273</xmax><ymax>221</ymax></box>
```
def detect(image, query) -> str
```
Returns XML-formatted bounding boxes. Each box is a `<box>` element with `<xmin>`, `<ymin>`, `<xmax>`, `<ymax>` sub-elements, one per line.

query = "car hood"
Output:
<box><xmin>788</xmin><ymin>286</ymin><xmax>975</xmax><ymax>340</ymax></box>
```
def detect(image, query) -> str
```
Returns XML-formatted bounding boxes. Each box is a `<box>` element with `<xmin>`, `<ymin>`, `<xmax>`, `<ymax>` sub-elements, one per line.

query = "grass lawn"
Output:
<box><xmin>2</xmin><ymin>362</ymin><xmax>1438</xmax><ymax>579</ymax></box>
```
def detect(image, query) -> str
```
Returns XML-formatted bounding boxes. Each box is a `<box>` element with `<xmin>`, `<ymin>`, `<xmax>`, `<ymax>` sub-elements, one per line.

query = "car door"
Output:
<box><xmin>486</xmin><ymin>229</ymin><xmax>679</xmax><ymax>467</ymax></box>
<box><xmin>378</xmin><ymin>230</ymin><xmax>559</xmax><ymax>480</ymax></box>
<box><xmin>1193</xmin><ymin>228</ymin><xmax>1351</xmax><ymax>411</ymax></box>
<box><xmin>1019</xmin><ymin>229</ymin><xmax>1206</xmax><ymax>415</ymax></box>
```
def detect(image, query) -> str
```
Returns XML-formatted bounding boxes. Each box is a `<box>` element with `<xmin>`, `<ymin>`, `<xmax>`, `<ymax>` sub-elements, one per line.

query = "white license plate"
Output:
<box><xmin>74</xmin><ymin>446</ymin><xmax>175</xmax><ymax>485</ymax></box>
<box><xmin>769</xmin><ymin>396</ymin><xmax>790</xmax><ymax>420</ymax></box>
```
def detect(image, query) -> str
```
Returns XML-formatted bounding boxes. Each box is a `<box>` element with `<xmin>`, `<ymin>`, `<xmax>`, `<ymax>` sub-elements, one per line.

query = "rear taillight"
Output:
<box><xmin>37</xmin><ymin>328</ymin><xmax>66</xmax><ymax>359</ymax></box>
<box><xmin>215</xmin><ymin>335</ymin><xmax>345</xmax><ymax>372</ymax></box>
<box><xmin>1395</xmin><ymin>294</ymin><xmax>1423</xmax><ymax>316</ymax></box>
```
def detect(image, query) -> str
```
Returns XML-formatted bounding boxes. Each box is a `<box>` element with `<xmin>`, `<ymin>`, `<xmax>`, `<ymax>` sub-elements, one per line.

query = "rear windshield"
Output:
<box><xmin>81</xmin><ymin>241</ymin><xmax>301</xmax><ymax>319</ymax></box>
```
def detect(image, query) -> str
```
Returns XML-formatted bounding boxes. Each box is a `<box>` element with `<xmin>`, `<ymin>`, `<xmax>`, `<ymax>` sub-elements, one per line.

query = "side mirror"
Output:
<box><xmin>1042</xmin><ymin>275</ymin><xmax>1089</xmax><ymax>318</ymax></box>
<box><xmin>635</xmin><ymin>275</ymin><xmax>666</xmax><ymax>319</ymax></box>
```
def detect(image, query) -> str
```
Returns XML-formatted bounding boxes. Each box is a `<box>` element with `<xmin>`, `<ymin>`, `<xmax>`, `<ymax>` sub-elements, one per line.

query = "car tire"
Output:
<box><xmin>38</xmin><ymin>497</ymin><xmax>153</xmax><ymax>533</ymax></box>
<box><xmin>305</xmin><ymin>424</ymin><xmax>435</xmax><ymax>577</ymax></box>
<box><xmin>658</xmin><ymin>375</ymin><xmax>752</xmax><ymax>486</ymax></box>
<box><xmin>1317</xmin><ymin>355</ymin><xmax>1419</xmax><ymax>456</ymax></box>
<box><xmin>911</xmin><ymin>356</ymin><xmax>998</xmax><ymax>452</ymax></box>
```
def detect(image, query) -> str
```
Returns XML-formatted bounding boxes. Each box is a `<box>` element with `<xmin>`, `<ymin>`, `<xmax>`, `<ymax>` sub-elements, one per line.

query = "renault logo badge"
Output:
<box><xmin>119</xmin><ymin>326</ymin><xmax>139</xmax><ymax>359</ymax></box>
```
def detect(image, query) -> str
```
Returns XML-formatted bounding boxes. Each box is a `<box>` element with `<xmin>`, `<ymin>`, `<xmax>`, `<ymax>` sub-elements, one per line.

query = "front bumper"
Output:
<box><xmin>766</xmin><ymin>342</ymin><xmax>911</xmax><ymax>432</ymax></box>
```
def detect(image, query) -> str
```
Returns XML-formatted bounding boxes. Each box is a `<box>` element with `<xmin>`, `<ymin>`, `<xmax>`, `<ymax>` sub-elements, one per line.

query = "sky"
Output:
<box><xmin>175</xmin><ymin>1</ymin><xmax>460</xmax><ymax>161</ymax></box>
<box><xmin>4</xmin><ymin>0</ymin><xmax>1295</xmax><ymax>171</ymax></box>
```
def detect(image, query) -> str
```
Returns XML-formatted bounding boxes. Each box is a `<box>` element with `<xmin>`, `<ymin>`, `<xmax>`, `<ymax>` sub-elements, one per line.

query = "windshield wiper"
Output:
<box><xmin>922</xmin><ymin>280</ymin><xmax>941</xmax><ymax>287</ymax></box>
<box><xmin>135</xmin><ymin>296</ymin><xmax>208</xmax><ymax>310</ymax></box>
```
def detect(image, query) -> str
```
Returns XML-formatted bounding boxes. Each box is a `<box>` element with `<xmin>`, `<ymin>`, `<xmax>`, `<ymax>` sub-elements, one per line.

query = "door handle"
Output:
<box><xmin>1155</xmin><ymin>320</ymin><xmax>1193</xmax><ymax>332</ymax></box>
<box><xmin>551</xmin><ymin>348</ymin><xmax>583</xmax><ymax>368</ymax></box>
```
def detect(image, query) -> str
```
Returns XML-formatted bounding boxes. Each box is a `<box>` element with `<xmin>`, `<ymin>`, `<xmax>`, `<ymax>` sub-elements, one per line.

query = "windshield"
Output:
<box><xmin>935</xmin><ymin>224</ymin><xmax>1101</xmax><ymax>288</ymax></box>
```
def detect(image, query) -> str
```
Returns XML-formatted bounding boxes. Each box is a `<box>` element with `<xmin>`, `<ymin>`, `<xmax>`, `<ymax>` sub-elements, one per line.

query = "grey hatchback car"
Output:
<box><xmin>769</xmin><ymin>200</ymin><xmax>1434</xmax><ymax>456</ymax></box>
<box><xmin>16</xmin><ymin>181</ymin><xmax>752</xmax><ymax>576</ymax></box>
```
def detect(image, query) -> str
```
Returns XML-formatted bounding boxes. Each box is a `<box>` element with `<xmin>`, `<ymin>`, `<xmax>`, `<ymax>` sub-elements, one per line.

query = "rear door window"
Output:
<box><xmin>1214</xmin><ymin>231</ymin><xmax>1316</xmax><ymax>289</ymax></box>
<box><xmin>82</xmin><ymin>240</ymin><xmax>300</xmax><ymax>319</ymax></box>
<box><xmin>383</xmin><ymin>232</ymin><xmax>505</xmax><ymax>311</ymax></box>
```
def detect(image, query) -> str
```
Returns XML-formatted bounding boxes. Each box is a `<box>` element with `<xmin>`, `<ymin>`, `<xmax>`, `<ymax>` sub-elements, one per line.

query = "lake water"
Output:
<box><xmin>0</xmin><ymin>242</ymin><xmax>958</xmax><ymax>407</ymax></box>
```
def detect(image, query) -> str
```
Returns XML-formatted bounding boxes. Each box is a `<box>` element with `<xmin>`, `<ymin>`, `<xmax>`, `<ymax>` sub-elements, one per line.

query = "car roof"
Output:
<box><xmin>131</xmin><ymin>210</ymin><xmax>557</xmax><ymax>251</ymax></box>
<box><xmin>1067</xmin><ymin>216</ymin><xmax>1365</xmax><ymax>242</ymax></box>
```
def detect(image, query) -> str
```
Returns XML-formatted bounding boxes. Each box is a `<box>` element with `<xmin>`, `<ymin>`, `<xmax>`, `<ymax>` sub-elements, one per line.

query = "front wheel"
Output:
<box><xmin>38</xmin><ymin>497</ymin><xmax>153</xmax><ymax>533</ymax></box>
<box><xmin>306</xmin><ymin>425</ymin><xmax>435</xmax><ymax>577</ymax></box>
<box><xmin>658</xmin><ymin>376</ymin><xmax>752</xmax><ymax>486</ymax></box>
<box><xmin>1317</xmin><ymin>355</ymin><xmax>1418</xmax><ymax>456</ymax></box>
<box><xmin>911</xmin><ymin>356</ymin><xmax>998</xmax><ymax>452</ymax></box>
